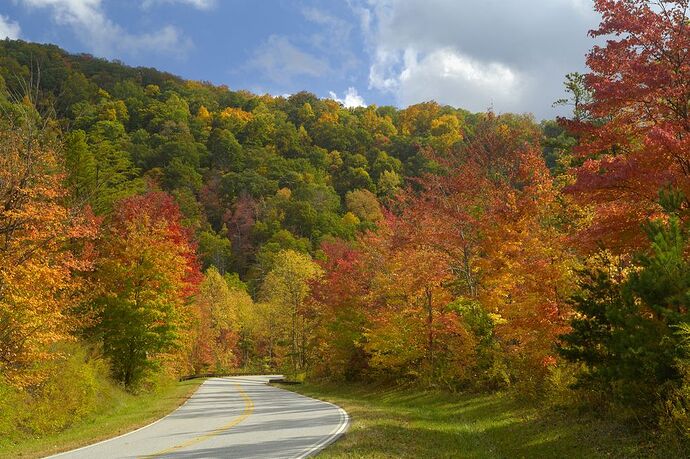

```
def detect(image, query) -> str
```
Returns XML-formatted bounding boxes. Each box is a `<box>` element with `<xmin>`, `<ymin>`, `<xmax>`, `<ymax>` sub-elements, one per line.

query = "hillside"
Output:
<box><xmin>1</xmin><ymin>39</ymin><xmax>562</xmax><ymax>285</ymax></box>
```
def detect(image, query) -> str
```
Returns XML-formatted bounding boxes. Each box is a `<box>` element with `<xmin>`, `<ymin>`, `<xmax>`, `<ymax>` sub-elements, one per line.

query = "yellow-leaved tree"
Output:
<box><xmin>0</xmin><ymin>105</ymin><xmax>97</xmax><ymax>387</ymax></box>
<box><xmin>260</xmin><ymin>250</ymin><xmax>323</xmax><ymax>375</ymax></box>
<box><xmin>189</xmin><ymin>267</ymin><xmax>248</xmax><ymax>374</ymax></box>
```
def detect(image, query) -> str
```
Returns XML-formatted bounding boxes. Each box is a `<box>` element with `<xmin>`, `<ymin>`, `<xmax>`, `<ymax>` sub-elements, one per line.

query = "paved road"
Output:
<box><xmin>50</xmin><ymin>375</ymin><xmax>349</xmax><ymax>459</ymax></box>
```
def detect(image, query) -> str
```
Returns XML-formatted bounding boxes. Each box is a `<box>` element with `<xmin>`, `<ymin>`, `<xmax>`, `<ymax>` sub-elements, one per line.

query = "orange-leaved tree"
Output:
<box><xmin>398</xmin><ymin>114</ymin><xmax>576</xmax><ymax>385</ymax></box>
<box><xmin>0</xmin><ymin>106</ymin><xmax>97</xmax><ymax>387</ymax></box>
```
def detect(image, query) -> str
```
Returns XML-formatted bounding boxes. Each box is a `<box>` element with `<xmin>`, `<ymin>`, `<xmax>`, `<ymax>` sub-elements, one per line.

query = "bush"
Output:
<box><xmin>0</xmin><ymin>343</ymin><xmax>119</xmax><ymax>440</ymax></box>
<box><xmin>659</xmin><ymin>323</ymin><xmax>690</xmax><ymax>445</ymax></box>
<box><xmin>25</xmin><ymin>345</ymin><xmax>115</xmax><ymax>434</ymax></box>
<box><xmin>542</xmin><ymin>364</ymin><xmax>581</xmax><ymax>409</ymax></box>
<box><xmin>0</xmin><ymin>379</ymin><xmax>24</xmax><ymax>441</ymax></box>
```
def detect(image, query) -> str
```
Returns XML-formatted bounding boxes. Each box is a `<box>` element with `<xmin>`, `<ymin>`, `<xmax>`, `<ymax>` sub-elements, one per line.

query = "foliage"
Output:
<box><xmin>85</xmin><ymin>191</ymin><xmax>199</xmax><ymax>387</ymax></box>
<box><xmin>559</xmin><ymin>214</ymin><xmax>690</xmax><ymax>413</ymax></box>
<box><xmin>188</xmin><ymin>267</ymin><xmax>245</xmax><ymax>373</ymax></box>
<box><xmin>0</xmin><ymin>343</ymin><xmax>115</xmax><ymax>439</ymax></box>
<box><xmin>4</xmin><ymin>2</ymin><xmax>690</xmax><ymax>446</ymax></box>
<box><xmin>564</xmin><ymin>0</ymin><xmax>690</xmax><ymax>252</ymax></box>
<box><xmin>0</xmin><ymin>109</ymin><xmax>97</xmax><ymax>387</ymax></box>
<box><xmin>260</xmin><ymin>250</ymin><xmax>323</xmax><ymax>374</ymax></box>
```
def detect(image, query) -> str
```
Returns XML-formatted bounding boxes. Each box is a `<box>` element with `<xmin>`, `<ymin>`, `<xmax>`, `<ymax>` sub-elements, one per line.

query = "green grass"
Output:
<box><xmin>283</xmin><ymin>382</ymin><xmax>680</xmax><ymax>458</ymax></box>
<box><xmin>0</xmin><ymin>378</ymin><xmax>204</xmax><ymax>459</ymax></box>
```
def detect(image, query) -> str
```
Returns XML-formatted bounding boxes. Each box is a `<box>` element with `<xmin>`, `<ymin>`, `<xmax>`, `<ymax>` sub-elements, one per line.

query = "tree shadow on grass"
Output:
<box><xmin>296</xmin><ymin>384</ymin><xmax>676</xmax><ymax>459</ymax></box>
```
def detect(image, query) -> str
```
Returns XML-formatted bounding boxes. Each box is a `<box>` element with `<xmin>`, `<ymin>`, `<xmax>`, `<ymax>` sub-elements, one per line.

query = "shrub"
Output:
<box><xmin>0</xmin><ymin>343</ymin><xmax>119</xmax><ymax>439</ymax></box>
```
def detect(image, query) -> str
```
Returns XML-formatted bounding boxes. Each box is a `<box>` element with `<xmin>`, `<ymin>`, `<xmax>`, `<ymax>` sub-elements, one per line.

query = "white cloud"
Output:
<box><xmin>354</xmin><ymin>0</ymin><xmax>600</xmax><ymax>118</ymax></box>
<box><xmin>246</xmin><ymin>35</ymin><xmax>329</xmax><ymax>85</ymax></box>
<box><xmin>141</xmin><ymin>0</ymin><xmax>215</xmax><ymax>10</ymax></box>
<box><xmin>19</xmin><ymin>0</ymin><xmax>191</xmax><ymax>57</ymax></box>
<box><xmin>328</xmin><ymin>87</ymin><xmax>366</xmax><ymax>108</ymax></box>
<box><xmin>0</xmin><ymin>15</ymin><xmax>20</xmax><ymax>39</ymax></box>
<box><xmin>395</xmin><ymin>48</ymin><xmax>523</xmax><ymax>112</ymax></box>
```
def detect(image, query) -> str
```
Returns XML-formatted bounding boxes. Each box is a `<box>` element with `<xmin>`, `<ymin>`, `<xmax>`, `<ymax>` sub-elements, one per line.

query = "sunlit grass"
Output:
<box><xmin>284</xmin><ymin>382</ymin><xmax>673</xmax><ymax>458</ymax></box>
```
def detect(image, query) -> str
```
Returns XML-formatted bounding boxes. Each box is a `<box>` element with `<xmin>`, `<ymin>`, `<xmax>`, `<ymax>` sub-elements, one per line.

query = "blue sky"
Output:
<box><xmin>0</xmin><ymin>0</ymin><xmax>601</xmax><ymax>119</ymax></box>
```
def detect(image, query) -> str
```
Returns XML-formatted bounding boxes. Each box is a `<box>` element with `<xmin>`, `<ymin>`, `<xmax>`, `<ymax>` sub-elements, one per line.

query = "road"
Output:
<box><xmin>49</xmin><ymin>375</ymin><xmax>349</xmax><ymax>459</ymax></box>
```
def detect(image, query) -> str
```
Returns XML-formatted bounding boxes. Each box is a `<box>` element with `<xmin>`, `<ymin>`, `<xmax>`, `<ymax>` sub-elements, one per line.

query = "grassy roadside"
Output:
<box><xmin>0</xmin><ymin>378</ymin><xmax>204</xmax><ymax>459</ymax></box>
<box><xmin>282</xmin><ymin>382</ymin><xmax>678</xmax><ymax>458</ymax></box>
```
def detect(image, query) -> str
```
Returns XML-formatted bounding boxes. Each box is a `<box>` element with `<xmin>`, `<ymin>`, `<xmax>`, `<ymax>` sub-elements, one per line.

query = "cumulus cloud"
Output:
<box><xmin>141</xmin><ymin>0</ymin><xmax>215</xmax><ymax>10</ymax></box>
<box><xmin>328</xmin><ymin>87</ymin><xmax>366</xmax><ymax>108</ymax></box>
<box><xmin>246</xmin><ymin>35</ymin><xmax>329</xmax><ymax>85</ymax></box>
<box><xmin>0</xmin><ymin>15</ymin><xmax>20</xmax><ymax>39</ymax></box>
<box><xmin>19</xmin><ymin>0</ymin><xmax>191</xmax><ymax>57</ymax></box>
<box><xmin>354</xmin><ymin>0</ymin><xmax>600</xmax><ymax>118</ymax></box>
<box><xmin>395</xmin><ymin>48</ymin><xmax>524</xmax><ymax>112</ymax></box>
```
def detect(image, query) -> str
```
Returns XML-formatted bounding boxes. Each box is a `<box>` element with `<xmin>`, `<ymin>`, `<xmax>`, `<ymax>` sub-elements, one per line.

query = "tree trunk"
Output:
<box><xmin>291</xmin><ymin>301</ymin><xmax>298</xmax><ymax>375</ymax></box>
<box><xmin>426</xmin><ymin>286</ymin><xmax>434</xmax><ymax>374</ymax></box>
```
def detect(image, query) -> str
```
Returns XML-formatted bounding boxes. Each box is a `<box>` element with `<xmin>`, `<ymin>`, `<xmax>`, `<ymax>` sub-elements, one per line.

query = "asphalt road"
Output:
<box><xmin>49</xmin><ymin>375</ymin><xmax>349</xmax><ymax>459</ymax></box>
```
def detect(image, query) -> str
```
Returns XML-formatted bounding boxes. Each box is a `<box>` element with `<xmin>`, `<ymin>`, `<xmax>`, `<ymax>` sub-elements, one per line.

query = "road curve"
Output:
<box><xmin>49</xmin><ymin>375</ymin><xmax>349</xmax><ymax>459</ymax></box>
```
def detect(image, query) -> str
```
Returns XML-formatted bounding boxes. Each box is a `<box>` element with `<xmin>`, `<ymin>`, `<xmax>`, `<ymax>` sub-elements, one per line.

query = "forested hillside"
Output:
<box><xmin>2</xmin><ymin>0</ymin><xmax>690</xmax><ymax>450</ymax></box>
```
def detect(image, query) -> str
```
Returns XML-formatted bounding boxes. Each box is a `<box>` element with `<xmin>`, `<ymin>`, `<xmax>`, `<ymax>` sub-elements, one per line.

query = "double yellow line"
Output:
<box><xmin>141</xmin><ymin>382</ymin><xmax>254</xmax><ymax>458</ymax></box>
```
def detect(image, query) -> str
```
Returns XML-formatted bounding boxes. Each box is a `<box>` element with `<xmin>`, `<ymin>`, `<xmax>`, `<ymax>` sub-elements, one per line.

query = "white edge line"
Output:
<box><xmin>269</xmin><ymin>384</ymin><xmax>350</xmax><ymax>459</ymax></box>
<box><xmin>45</xmin><ymin>379</ymin><xmax>213</xmax><ymax>458</ymax></box>
<box><xmin>295</xmin><ymin>403</ymin><xmax>350</xmax><ymax>459</ymax></box>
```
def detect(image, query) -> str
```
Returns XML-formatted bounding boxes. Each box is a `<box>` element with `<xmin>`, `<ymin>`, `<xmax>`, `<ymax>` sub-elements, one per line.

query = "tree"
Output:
<box><xmin>64</xmin><ymin>130</ymin><xmax>97</xmax><ymax>202</ymax></box>
<box><xmin>429</xmin><ymin>113</ymin><xmax>463</xmax><ymax>152</ymax></box>
<box><xmin>565</xmin><ymin>0</ymin><xmax>690</xmax><ymax>252</ymax></box>
<box><xmin>553</xmin><ymin>72</ymin><xmax>592</xmax><ymax>122</ymax></box>
<box><xmin>0</xmin><ymin>110</ymin><xmax>97</xmax><ymax>387</ymax></box>
<box><xmin>260</xmin><ymin>250</ymin><xmax>323</xmax><ymax>374</ymax></box>
<box><xmin>90</xmin><ymin>138</ymin><xmax>144</xmax><ymax>214</ymax></box>
<box><xmin>309</xmin><ymin>240</ymin><xmax>370</xmax><ymax>380</ymax></box>
<box><xmin>377</xmin><ymin>170</ymin><xmax>402</xmax><ymax>203</ymax></box>
<box><xmin>345</xmin><ymin>189</ymin><xmax>383</xmax><ymax>223</ymax></box>
<box><xmin>189</xmin><ymin>267</ymin><xmax>245</xmax><ymax>373</ymax></box>
<box><xmin>88</xmin><ymin>191</ymin><xmax>200</xmax><ymax>387</ymax></box>
<box><xmin>559</xmin><ymin>214</ymin><xmax>690</xmax><ymax>409</ymax></box>
<box><xmin>207</xmin><ymin>128</ymin><xmax>243</xmax><ymax>172</ymax></box>
<box><xmin>198</xmin><ymin>229</ymin><xmax>233</xmax><ymax>274</ymax></box>
<box><xmin>391</xmin><ymin>114</ymin><xmax>574</xmax><ymax>384</ymax></box>
<box><xmin>360</xmin><ymin>217</ymin><xmax>474</xmax><ymax>385</ymax></box>
<box><xmin>224</xmin><ymin>193</ymin><xmax>257</xmax><ymax>274</ymax></box>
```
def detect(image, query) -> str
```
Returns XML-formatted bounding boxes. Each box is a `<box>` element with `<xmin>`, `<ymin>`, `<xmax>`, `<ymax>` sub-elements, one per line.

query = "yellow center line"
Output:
<box><xmin>140</xmin><ymin>382</ymin><xmax>254</xmax><ymax>458</ymax></box>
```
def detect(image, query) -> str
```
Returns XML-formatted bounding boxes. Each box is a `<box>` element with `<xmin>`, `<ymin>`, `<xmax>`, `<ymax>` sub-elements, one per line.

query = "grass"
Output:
<box><xmin>0</xmin><ymin>378</ymin><xmax>204</xmax><ymax>459</ymax></box>
<box><xmin>283</xmin><ymin>382</ymin><xmax>680</xmax><ymax>458</ymax></box>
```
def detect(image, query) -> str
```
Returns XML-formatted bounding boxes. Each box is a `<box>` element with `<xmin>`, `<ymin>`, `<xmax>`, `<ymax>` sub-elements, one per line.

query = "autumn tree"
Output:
<box><xmin>393</xmin><ymin>114</ymin><xmax>575</xmax><ymax>385</ymax></box>
<box><xmin>345</xmin><ymin>189</ymin><xmax>383</xmax><ymax>224</ymax></box>
<box><xmin>87</xmin><ymin>191</ymin><xmax>200</xmax><ymax>387</ymax></box>
<box><xmin>189</xmin><ymin>267</ymin><xmax>246</xmax><ymax>373</ymax></box>
<box><xmin>360</xmin><ymin>216</ymin><xmax>474</xmax><ymax>385</ymax></box>
<box><xmin>309</xmin><ymin>240</ymin><xmax>371</xmax><ymax>380</ymax></box>
<box><xmin>566</xmin><ymin>0</ymin><xmax>690</xmax><ymax>252</ymax></box>
<box><xmin>260</xmin><ymin>249</ymin><xmax>323</xmax><ymax>374</ymax></box>
<box><xmin>0</xmin><ymin>107</ymin><xmax>97</xmax><ymax>386</ymax></box>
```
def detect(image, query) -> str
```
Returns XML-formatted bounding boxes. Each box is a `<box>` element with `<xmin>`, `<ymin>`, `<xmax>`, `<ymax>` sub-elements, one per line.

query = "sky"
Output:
<box><xmin>0</xmin><ymin>0</ymin><xmax>601</xmax><ymax>120</ymax></box>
